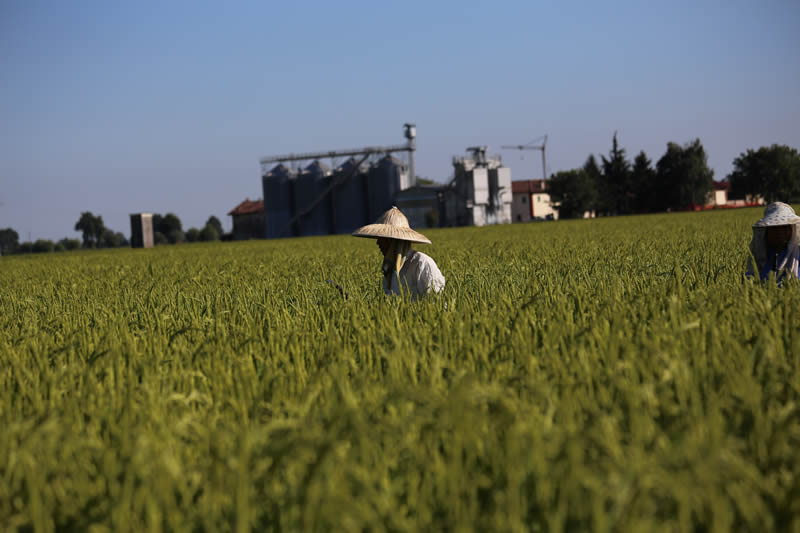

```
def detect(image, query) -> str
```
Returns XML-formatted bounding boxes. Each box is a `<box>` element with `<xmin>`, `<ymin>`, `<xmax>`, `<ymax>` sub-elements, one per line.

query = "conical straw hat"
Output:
<box><xmin>752</xmin><ymin>202</ymin><xmax>800</xmax><ymax>227</ymax></box>
<box><xmin>352</xmin><ymin>206</ymin><xmax>432</xmax><ymax>244</ymax></box>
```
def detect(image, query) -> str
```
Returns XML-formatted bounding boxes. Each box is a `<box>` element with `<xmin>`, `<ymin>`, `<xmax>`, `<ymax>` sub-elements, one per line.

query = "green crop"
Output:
<box><xmin>1</xmin><ymin>208</ymin><xmax>799</xmax><ymax>532</ymax></box>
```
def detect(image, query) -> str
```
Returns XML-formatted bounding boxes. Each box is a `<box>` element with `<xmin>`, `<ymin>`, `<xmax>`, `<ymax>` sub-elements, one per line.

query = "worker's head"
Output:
<box><xmin>352</xmin><ymin>206</ymin><xmax>432</xmax><ymax>251</ymax></box>
<box><xmin>749</xmin><ymin>202</ymin><xmax>800</xmax><ymax>273</ymax></box>
<box><xmin>753</xmin><ymin>202</ymin><xmax>800</xmax><ymax>250</ymax></box>
<box><xmin>765</xmin><ymin>225</ymin><xmax>794</xmax><ymax>250</ymax></box>
<box><xmin>376</xmin><ymin>237</ymin><xmax>394</xmax><ymax>257</ymax></box>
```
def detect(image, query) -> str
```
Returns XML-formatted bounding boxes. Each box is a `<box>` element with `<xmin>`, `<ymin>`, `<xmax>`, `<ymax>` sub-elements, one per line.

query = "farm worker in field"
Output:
<box><xmin>352</xmin><ymin>206</ymin><xmax>445</xmax><ymax>300</ymax></box>
<box><xmin>746</xmin><ymin>202</ymin><xmax>800</xmax><ymax>283</ymax></box>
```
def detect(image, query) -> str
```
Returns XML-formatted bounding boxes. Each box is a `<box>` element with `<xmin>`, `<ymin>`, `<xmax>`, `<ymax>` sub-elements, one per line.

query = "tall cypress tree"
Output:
<box><xmin>631</xmin><ymin>151</ymin><xmax>656</xmax><ymax>212</ymax></box>
<box><xmin>600</xmin><ymin>133</ymin><xmax>633</xmax><ymax>215</ymax></box>
<box><xmin>582</xmin><ymin>155</ymin><xmax>603</xmax><ymax>214</ymax></box>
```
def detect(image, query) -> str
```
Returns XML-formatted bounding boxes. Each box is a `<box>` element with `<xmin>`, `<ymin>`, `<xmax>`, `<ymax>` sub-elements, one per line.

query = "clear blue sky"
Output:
<box><xmin>2</xmin><ymin>0</ymin><xmax>798</xmax><ymax>241</ymax></box>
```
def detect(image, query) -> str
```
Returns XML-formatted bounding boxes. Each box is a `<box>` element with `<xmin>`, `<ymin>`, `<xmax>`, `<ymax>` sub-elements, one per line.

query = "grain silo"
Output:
<box><xmin>262</xmin><ymin>163</ymin><xmax>296</xmax><ymax>238</ymax></box>
<box><xmin>331</xmin><ymin>157</ymin><xmax>368</xmax><ymax>234</ymax></box>
<box><xmin>293</xmin><ymin>160</ymin><xmax>332</xmax><ymax>236</ymax></box>
<box><xmin>367</xmin><ymin>155</ymin><xmax>412</xmax><ymax>222</ymax></box>
<box><xmin>257</xmin><ymin>124</ymin><xmax>417</xmax><ymax>238</ymax></box>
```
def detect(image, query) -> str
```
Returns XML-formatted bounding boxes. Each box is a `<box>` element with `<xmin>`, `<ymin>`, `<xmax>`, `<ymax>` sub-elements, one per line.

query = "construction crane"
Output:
<box><xmin>501</xmin><ymin>135</ymin><xmax>548</xmax><ymax>180</ymax></box>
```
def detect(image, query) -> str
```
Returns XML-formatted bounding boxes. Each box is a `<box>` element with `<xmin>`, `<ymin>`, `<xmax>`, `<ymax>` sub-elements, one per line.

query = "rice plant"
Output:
<box><xmin>1</xmin><ymin>207</ymin><xmax>798</xmax><ymax>532</ymax></box>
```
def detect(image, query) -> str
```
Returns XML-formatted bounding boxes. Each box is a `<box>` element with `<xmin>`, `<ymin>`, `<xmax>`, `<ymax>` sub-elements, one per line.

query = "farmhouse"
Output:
<box><xmin>707</xmin><ymin>180</ymin><xmax>729</xmax><ymax>206</ymax></box>
<box><xmin>511</xmin><ymin>179</ymin><xmax>558</xmax><ymax>222</ymax></box>
<box><xmin>228</xmin><ymin>198</ymin><xmax>265</xmax><ymax>240</ymax></box>
<box><xmin>705</xmin><ymin>180</ymin><xmax>764</xmax><ymax>208</ymax></box>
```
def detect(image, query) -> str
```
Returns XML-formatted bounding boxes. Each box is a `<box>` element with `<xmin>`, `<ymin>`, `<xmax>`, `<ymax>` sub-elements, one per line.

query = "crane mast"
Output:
<box><xmin>501</xmin><ymin>135</ymin><xmax>548</xmax><ymax>180</ymax></box>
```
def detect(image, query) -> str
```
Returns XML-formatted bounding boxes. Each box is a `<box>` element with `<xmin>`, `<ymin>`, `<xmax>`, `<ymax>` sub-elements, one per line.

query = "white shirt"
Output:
<box><xmin>383</xmin><ymin>250</ymin><xmax>445</xmax><ymax>301</ymax></box>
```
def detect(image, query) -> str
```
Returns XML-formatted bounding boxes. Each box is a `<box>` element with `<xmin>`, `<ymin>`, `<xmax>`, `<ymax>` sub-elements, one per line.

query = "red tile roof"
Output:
<box><xmin>512</xmin><ymin>179</ymin><xmax>547</xmax><ymax>194</ymax></box>
<box><xmin>228</xmin><ymin>198</ymin><xmax>264</xmax><ymax>216</ymax></box>
<box><xmin>713</xmin><ymin>180</ymin><xmax>730</xmax><ymax>191</ymax></box>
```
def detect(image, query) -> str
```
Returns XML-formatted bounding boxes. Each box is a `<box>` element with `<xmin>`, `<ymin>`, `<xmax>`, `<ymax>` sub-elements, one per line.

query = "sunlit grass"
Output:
<box><xmin>1</xmin><ymin>207</ymin><xmax>798</xmax><ymax>532</ymax></box>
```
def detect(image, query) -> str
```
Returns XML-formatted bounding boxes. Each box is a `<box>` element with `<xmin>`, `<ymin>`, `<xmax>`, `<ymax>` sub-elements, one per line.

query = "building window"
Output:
<box><xmin>521</xmin><ymin>196</ymin><xmax>527</xmax><ymax>204</ymax></box>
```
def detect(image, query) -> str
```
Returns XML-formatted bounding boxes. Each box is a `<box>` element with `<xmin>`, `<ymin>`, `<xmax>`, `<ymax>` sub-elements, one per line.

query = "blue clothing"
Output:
<box><xmin>760</xmin><ymin>248</ymin><xmax>790</xmax><ymax>281</ymax></box>
<box><xmin>748</xmin><ymin>246</ymin><xmax>800</xmax><ymax>283</ymax></box>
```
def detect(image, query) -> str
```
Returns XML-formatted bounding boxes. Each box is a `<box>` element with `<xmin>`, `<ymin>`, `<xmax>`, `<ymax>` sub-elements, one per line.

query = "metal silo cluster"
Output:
<box><xmin>258</xmin><ymin>125</ymin><xmax>514</xmax><ymax>238</ymax></box>
<box><xmin>261</xmin><ymin>155</ymin><xmax>410</xmax><ymax>238</ymax></box>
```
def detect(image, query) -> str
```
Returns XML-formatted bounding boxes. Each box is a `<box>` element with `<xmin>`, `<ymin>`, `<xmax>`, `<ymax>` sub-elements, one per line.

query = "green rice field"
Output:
<box><xmin>1</xmin><ymin>207</ymin><xmax>799</xmax><ymax>532</ymax></box>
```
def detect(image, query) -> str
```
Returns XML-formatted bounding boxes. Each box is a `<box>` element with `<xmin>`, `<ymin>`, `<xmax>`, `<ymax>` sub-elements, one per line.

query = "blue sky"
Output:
<box><xmin>1</xmin><ymin>0</ymin><xmax>798</xmax><ymax>241</ymax></box>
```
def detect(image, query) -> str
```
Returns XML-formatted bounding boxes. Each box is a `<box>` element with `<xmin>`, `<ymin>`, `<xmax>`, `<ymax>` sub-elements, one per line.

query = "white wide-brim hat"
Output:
<box><xmin>352</xmin><ymin>206</ymin><xmax>431</xmax><ymax>244</ymax></box>
<box><xmin>752</xmin><ymin>202</ymin><xmax>800</xmax><ymax>227</ymax></box>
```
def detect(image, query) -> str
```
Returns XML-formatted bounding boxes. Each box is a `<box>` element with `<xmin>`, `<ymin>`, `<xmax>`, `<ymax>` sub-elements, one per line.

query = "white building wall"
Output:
<box><xmin>495</xmin><ymin>167</ymin><xmax>512</xmax><ymax>224</ymax></box>
<box><xmin>472</xmin><ymin>168</ymin><xmax>489</xmax><ymax>206</ymax></box>
<box><xmin>531</xmin><ymin>193</ymin><xmax>558</xmax><ymax>220</ymax></box>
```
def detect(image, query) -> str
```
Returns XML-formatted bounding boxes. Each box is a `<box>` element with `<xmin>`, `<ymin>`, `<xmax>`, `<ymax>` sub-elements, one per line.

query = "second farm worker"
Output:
<box><xmin>352</xmin><ymin>206</ymin><xmax>445</xmax><ymax>300</ymax></box>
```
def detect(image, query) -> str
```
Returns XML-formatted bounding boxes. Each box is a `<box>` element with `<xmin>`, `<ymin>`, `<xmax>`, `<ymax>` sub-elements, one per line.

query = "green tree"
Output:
<box><xmin>152</xmin><ymin>214</ymin><xmax>163</xmax><ymax>235</ymax></box>
<box><xmin>631</xmin><ymin>151</ymin><xmax>657</xmax><ymax>212</ymax></box>
<box><xmin>600</xmin><ymin>133</ymin><xmax>633</xmax><ymax>215</ymax></box>
<box><xmin>548</xmin><ymin>166</ymin><xmax>598</xmax><ymax>219</ymax></box>
<box><xmin>206</xmin><ymin>216</ymin><xmax>223</xmax><ymax>237</ymax></box>
<box><xmin>74</xmin><ymin>212</ymin><xmax>105</xmax><ymax>248</ymax></box>
<box><xmin>169</xmin><ymin>229</ymin><xmax>186</xmax><ymax>244</ymax></box>
<box><xmin>728</xmin><ymin>144</ymin><xmax>800</xmax><ymax>203</ymax></box>
<box><xmin>153</xmin><ymin>213</ymin><xmax>184</xmax><ymax>244</ymax></box>
<box><xmin>100</xmin><ymin>229</ymin><xmax>126</xmax><ymax>248</ymax></box>
<box><xmin>583</xmin><ymin>155</ymin><xmax>602</xmax><ymax>184</ymax></box>
<box><xmin>58</xmin><ymin>238</ymin><xmax>81</xmax><ymax>251</ymax></box>
<box><xmin>0</xmin><ymin>227</ymin><xmax>19</xmax><ymax>255</ymax></box>
<box><xmin>655</xmin><ymin>139</ymin><xmax>714</xmax><ymax>210</ymax></box>
<box><xmin>199</xmin><ymin>224</ymin><xmax>220</xmax><ymax>242</ymax></box>
<box><xmin>583</xmin><ymin>155</ymin><xmax>602</xmax><ymax>212</ymax></box>
<box><xmin>185</xmin><ymin>228</ymin><xmax>201</xmax><ymax>242</ymax></box>
<box><xmin>32</xmin><ymin>239</ymin><xmax>55</xmax><ymax>253</ymax></box>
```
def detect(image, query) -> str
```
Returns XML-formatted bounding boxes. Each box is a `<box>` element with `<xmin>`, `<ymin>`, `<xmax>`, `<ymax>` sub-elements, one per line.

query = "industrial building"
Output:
<box><xmin>440</xmin><ymin>147</ymin><xmax>512</xmax><ymax>227</ymax></box>
<box><xmin>260</xmin><ymin>154</ymin><xmax>412</xmax><ymax>238</ymax></box>
<box><xmin>257</xmin><ymin>125</ymin><xmax>513</xmax><ymax>238</ymax></box>
<box><xmin>259</xmin><ymin>124</ymin><xmax>416</xmax><ymax>239</ymax></box>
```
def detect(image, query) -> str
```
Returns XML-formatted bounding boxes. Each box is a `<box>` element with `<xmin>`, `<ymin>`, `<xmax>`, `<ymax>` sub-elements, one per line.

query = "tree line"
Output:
<box><xmin>547</xmin><ymin>137</ymin><xmax>800</xmax><ymax>218</ymax></box>
<box><xmin>149</xmin><ymin>213</ymin><xmax>223</xmax><ymax>245</ymax></box>
<box><xmin>0</xmin><ymin>212</ymin><xmax>225</xmax><ymax>256</ymax></box>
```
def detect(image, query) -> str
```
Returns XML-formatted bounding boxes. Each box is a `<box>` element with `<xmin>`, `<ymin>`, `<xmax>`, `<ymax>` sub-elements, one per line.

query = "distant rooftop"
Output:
<box><xmin>228</xmin><ymin>198</ymin><xmax>264</xmax><ymax>216</ymax></box>
<box><xmin>512</xmin><ymin>179</ymin><xmax>547</xmax><ymax>194</ymax></box>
